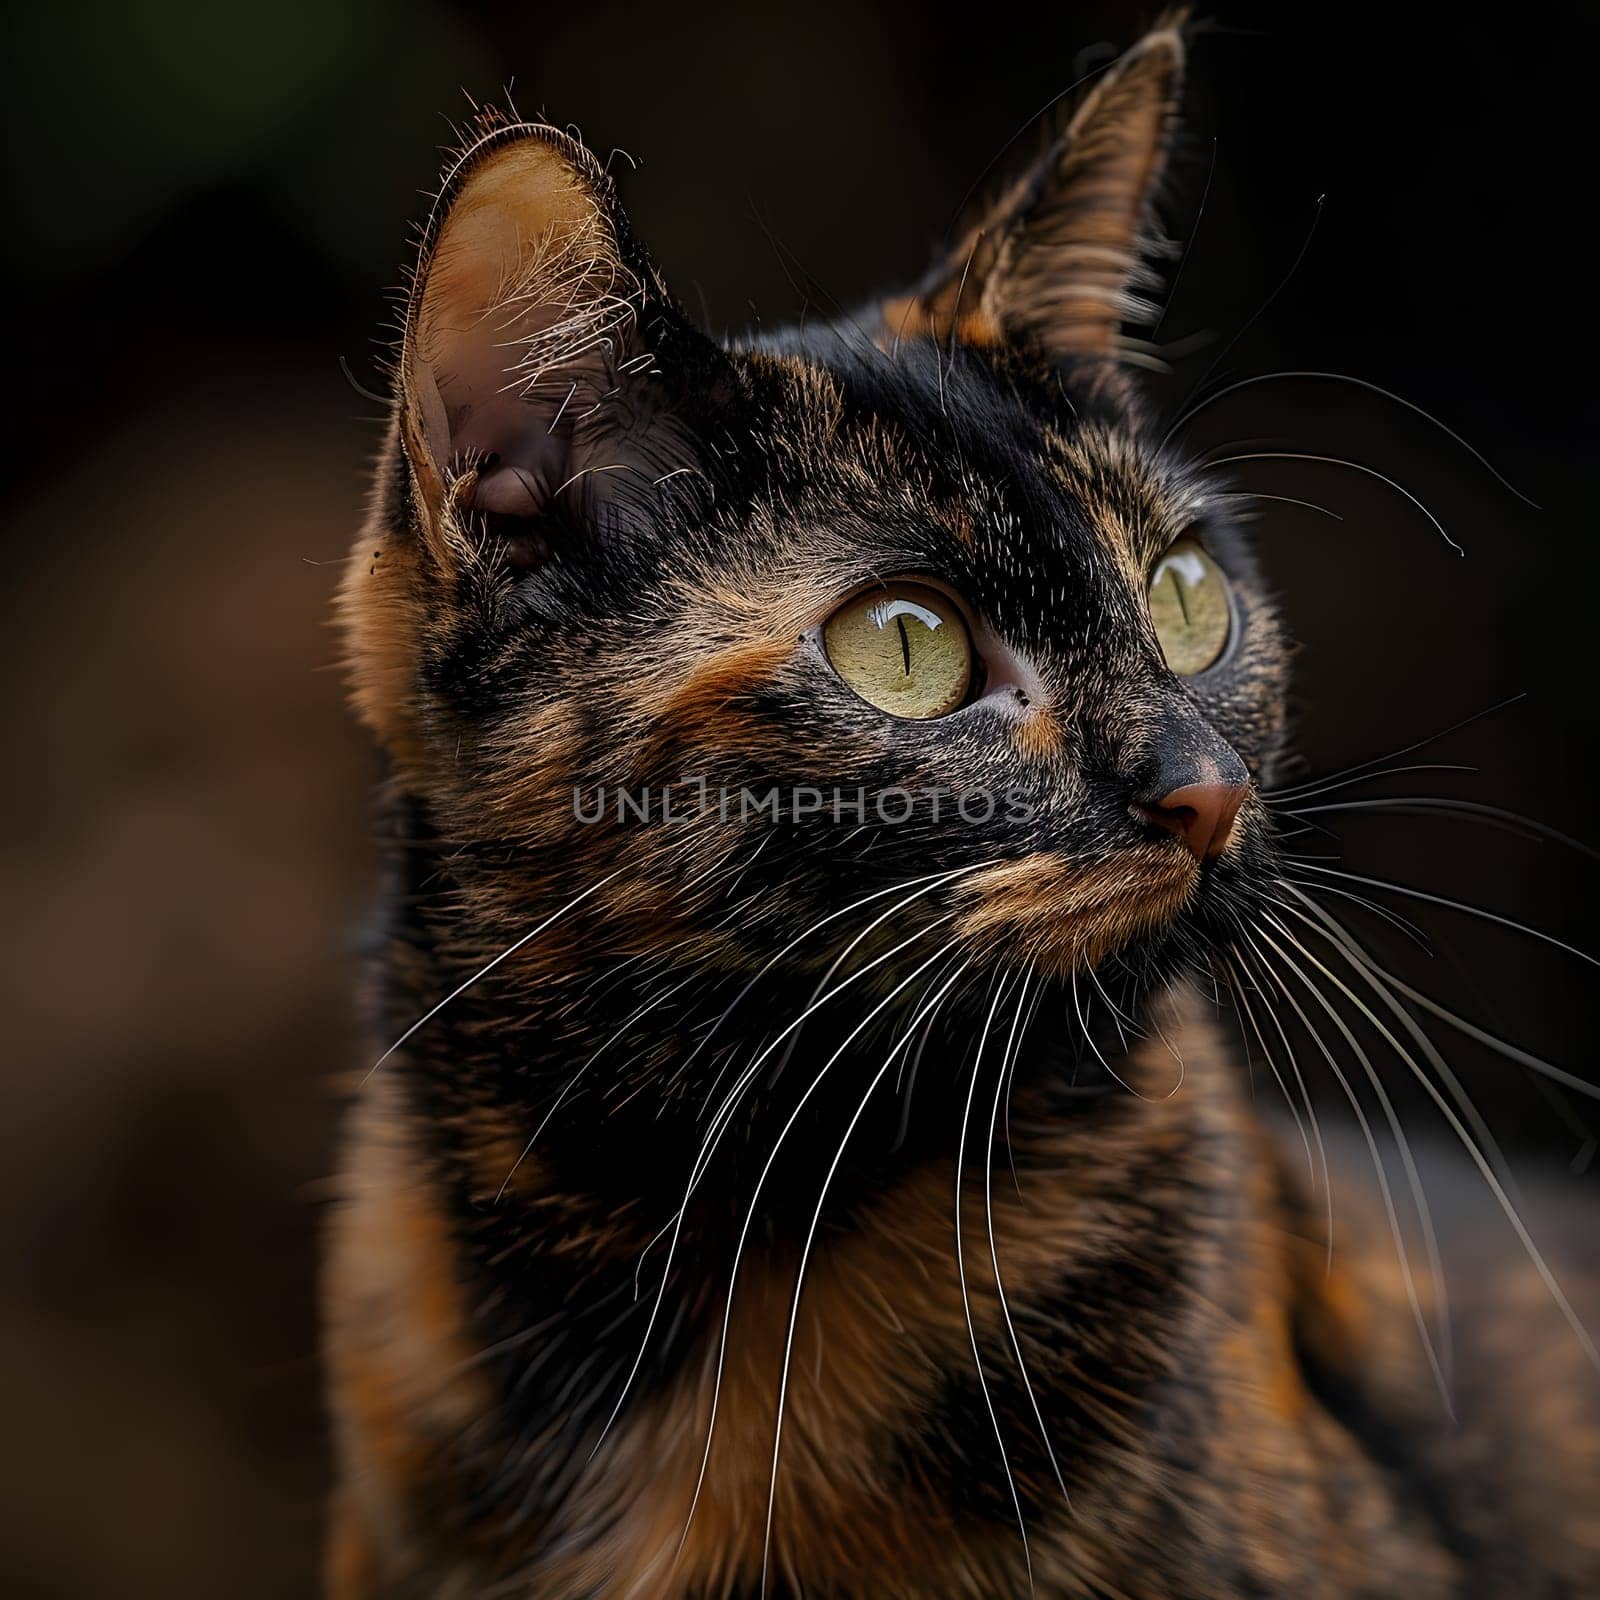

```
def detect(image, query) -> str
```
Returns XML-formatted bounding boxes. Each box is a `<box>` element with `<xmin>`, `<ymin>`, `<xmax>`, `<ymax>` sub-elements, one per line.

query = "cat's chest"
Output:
<box><xmin>328</xmin><ymin>1040</ymin><xmax>1487</xmax><ymax>1599</ymax></box>
<box><xmin>530</xmin><ymin>1158</ymin><xmax>1050</xmax><ymax>1597</ymax></box>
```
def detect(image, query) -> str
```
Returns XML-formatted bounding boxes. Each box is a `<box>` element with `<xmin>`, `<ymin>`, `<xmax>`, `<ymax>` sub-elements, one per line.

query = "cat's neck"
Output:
<box><xmin>383</xmin><ymin>903</ymin><xmax>1155</xmax><ymax>1235</ymax></box>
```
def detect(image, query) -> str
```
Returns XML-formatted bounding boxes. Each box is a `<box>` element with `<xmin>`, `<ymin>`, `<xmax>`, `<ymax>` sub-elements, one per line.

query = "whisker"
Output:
<box><xmin>891</xmin><ymin>946</ymin><xmax>968</xmax><ymax>1151</ymax></box>
<box><xmin>955</xmin><ymin>971</ymin><xmax>1035</xmax><ymax>1593</ymax></box>
<box><xmin>1205</xmin><ymin>451</ymin><xmax>1472</xmax><ymax>551</ymax></box>
<box><xmin>1284</xmin><ymin>872</ymin><xmax>1591</xmax><ymax>1152</ymax></box>
<box><xmin>1220</xmin><ymin>953</ymin><xmax>1319</xmax><ymax>1189</ymax></box>
<box><xmin>1264</xmin><ymin>693</ymin><xmax>1526</xmax><ymax>803</ymax></box>
<box><xmin>495</xmin><ymin>970</ymin><xmax>700</xmax><ymax>1201</ymax></box>
<box><xmin>1268</xmin><ymin>894</ymin><xmax>1600</xmax><ymax>1375</ymax></box>
<box><xmin>1286</xmin><ymin>889</ymin><xmax>1600</xmax><ymax>1104</ymax></box>
<box><xmin>1290</xmin><ymin>862</ymin><xmax>1600</xmax><ymax>971</ymax></box>
<box><xmin>1071</xmin><ymin>969</ymin><xmax>1180</xmax><ymax>1101</ymax></box>
<box><xmin>670</xmin><ymin>948</ymin><xmax>973</xmax><ymax>1578</ymax></box>
<box><xmin>613</xmin><ymin>878</ymin><xmax>991</xmax><ymax>1474</ymax></box>
<box><xmin>768</xmin><ymin>873</ymin><xmax>979</xmax><ymax>1087</ymax></box>
<box><xmin>1258</xmin><ymin>911</ymin><xmax>1457</xmax><ymax>1394</ymax></box>
<box><xmin>1273</xmin><ymin>887</ymin><xmax>1525</xmax><ymax>1207</ymax></box>
<box><xmin>1270</xmin><ymin>873</ymin><xmax>1434</xmax><ymax>952</ymax></box>
<box><xmin>1176</xmin><ymin>191</ymin><xmax>1324</xmax><ymax>411</ymax></box>
<box><xmin>680</xmin><ymin>875</ymin><xmax>984</xmax><ymax>1214</ymax></box>
<box><xmin>364</xmin><ymin>868</ymin><xmax>625</xmax><ymax>1081</ymax></box>
<box><xmin>1287</xmin><ymin>797</ymin><xmax>1600</xmax><ymax>865</ymax></box>
<box><xmin>1087</xmin><ymin>963</ymin><xmax>1147</xmax><ymax>1045</ymax></box>
<box><xmin>756</xmin><ymin>953</ymin><xmax>976</xmax><ymax>1595</ymax></box>
<box><xmin>1166</xmin><ymin>370</ymin><xmax>1538</xmax><ymax>508</ymax></box>
<box><xmin>1269</xmin><ymin>762</ymin><xmax>1475</xmax><ymax>807</ymax></box>
<box><xmin>1001</xmin><ymin>970</ymin><xmax>1049</xmax><ymax>1193</ymax></box>
<box><xmin>691</xmin><ymin>862</ymin><xmax>989</xmax><ymax>1118</ymax></box>
<box><xmin>1150</xmin><ymin>133</ymin><xmax>1217</xmax><ymax>340</ymax></box>
<box><xmin>1219</xmin><ymin>489</ymin><xmax>1344</xmax><ymax>522</ymax></box>
<box><xmin>985</xmin><ymin>966</ymin><xmax>1071</xmax><ymax>1506</ymax></box>
<box><xmin>1239</xmin><ymin>928</ymin><xmax>1452</xmax><ymax>1409</ymax></box>
<box><xmin>1223</xmin><ymin>944</ymin><xmax>1334</xmax><ymax>1266</ymax></box>
<box><xmin>603</xmin><ymin>897</ymin><xmax>971</xmax><ymax>1459</ymax></box>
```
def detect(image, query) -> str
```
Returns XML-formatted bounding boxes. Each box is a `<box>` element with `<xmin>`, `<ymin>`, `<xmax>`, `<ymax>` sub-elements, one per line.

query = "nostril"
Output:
<box><xmin>1133</xmin><ymin>798</ymin><xmax>1200</xmax><ymax>852</ymax></box>
<box><xmin>1134</xmin><ymin>781</ymin><xmax>1249</xmax><ymax>862</ymax></box>
<box><xmin>1134</xmin><ymin>800</ymin><xmax>1196</xmax><ymax>834</ymax></box>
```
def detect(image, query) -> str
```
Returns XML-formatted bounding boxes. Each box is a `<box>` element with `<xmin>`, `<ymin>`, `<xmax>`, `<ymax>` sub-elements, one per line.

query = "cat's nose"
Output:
<box><xmin>1135</xmin><ymin>777</ymin><xmax>1250</xmax><ymax>861</ymax></box>
<box><xmin>1129</xmin><ymin>708</ymin><xmax>1251</xmax><ymax>862</ymax></box>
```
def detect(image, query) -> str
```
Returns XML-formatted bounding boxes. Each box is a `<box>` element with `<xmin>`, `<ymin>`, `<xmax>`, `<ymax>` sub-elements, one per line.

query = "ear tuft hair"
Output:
<box><xmin>394</xmin><ymin>113</ymin><xmax>717</xmax><ymax>568</ymax></box>
<box><xmin>880</xmin><ymin>13</ymin><xmax>1189</xmax><ymax>367</ymax></box>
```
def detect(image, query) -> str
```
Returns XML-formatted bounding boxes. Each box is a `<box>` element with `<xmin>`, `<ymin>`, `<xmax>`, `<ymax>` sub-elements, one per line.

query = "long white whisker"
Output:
<box><xmin>684</xmin><ymin>878</ymin><xmax>985</xmax><ymax>1193</ymax></box>
<box><xmin>890</xmin><ymin>952</ymin><xmax>967</xmax><ymax>1155</ymax></box>
<box><xmin>985</xmin><ymin>967</ymin><xmax>1070</xmax><ymax>1504</ymax></box>
<box><xmin>690</xmin><ymin>946</ymin><xmax>973</xmax><ymax>1578</ymax></box>
<box><xmin>767</xmin><ymin>875</ymin><xmax>977</xmax><ymax>1089</ymax></box>
<box><xmin>1087</xmin><ymin>963</ymin><xmax>1146</xmax><ymax>1047</ymax></box>
<box><xmin>1258</xmin><ymin>910</ymin><xmax>1456</xmax><ymax>1395</ymax></box>
<box><xmin>1169</xmin><ymin>370</ymin><xmax>1538</xmax><ymax>508</ymax></box>
<box><xmin>756</xmin><ymin>954</ymin><xmax>975</xmax><ymax>1595</ymax></box>
<box><xmin>692</xmin><ymin>862</ymin><xmax>989</xmax><ymax>1117</ymax></box>
<box><xmin>1240</xmin><ymin>927</ymin><xmax>1453</xmax><ymax>1410</ymax></box>
<box><xmin>1001</xmin><ymin>972</ymin><xmax>1049</xmax><ymax>1192</ymax></box>
<box><xmin>1268</xmin><ymin>894</ymin><xmax>1600</xmax><ymax>1375</ymax></box>
<box><xmin>1264</xmin><ymin>693</ymin><xmax>1527</xmax><ymax>803</ymax></box>
<box><xmin>1226</xmin><ymin>944</ymin><xmax>1334</xmax><ymax>1267</ymax></box>
<box><xmin>598</xmin><ymin>887</ymin><xmax>975</xmax><ymax>1461</ymax></box>
<box><xmin>1219</xmin><ymin>489</ymin><xmax>1344</xmax><ymax>522</ymax></box>
<box><xmin>1285</xmin><ymin>797</ymin><xmax>1600</xmax><ymax>864</ymax></box>
<box><xmin>631</xmin><ymin>866</ymin><xmax>988</xmax><ymax>1294</ymax></box>
<box><xmin>495</xmin><ymin>970</ymin><xmax>699</xmax><ymax>1201</ymax></box>
<box><xmin>1271</xmin><ymin>886</ymin><xmax>1523</xmax><ymax>1205</ymax></box>
<box><xmin>1206</xmin><ymin>449</ymin><xmax>1462</xmax><ymax>553</ymax></box>
<box><xmin>1299</xmin><ymin>933</ymin><xmax>1600</xmax><ymax>1104</ymax></box>
<box><xmin>364</xmin><ymin>868</ymin><xmax>625</xmax><ymax>1081</ymax></box>
<box><xmin>1272</xmin><ymin>762</ymin><xmax>1475</xmax><ymax>806</ymax></box>
<box><xmin>1272</xmin><ymin>873</ymin><xmax>1434</xmax><ymax>952</ymax></box>
<box><xmin>1222</xmin><ymin>953</ymin><xmax>1318</xmax><ymax>1187</ymax></box>
<box><xmin>1071</xmin><ymin>969</ymin><xmax>1180</xmax><ymax>1101</ymax></box>
<box><xmin>1291</xmin><ymin>862</ymin><xmax>1600</xmax><ymax>971</ymax></box>
<box><xmin>677</xmin><ymin>869</ymin><xmax>985</xmax><ymax>1219</ymax></box>
<box><xmin>956</xmin><ymin>971</ymin><xmax>1035</xmax><ymax>1593</ymax></box>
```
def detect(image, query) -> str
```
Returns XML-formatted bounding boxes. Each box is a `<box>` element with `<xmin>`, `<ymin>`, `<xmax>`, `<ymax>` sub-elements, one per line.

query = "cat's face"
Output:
<box><xmin>344</xmin><ymin>23</ymin><xmax>1288</xmax><ymax>1028</ymax></box>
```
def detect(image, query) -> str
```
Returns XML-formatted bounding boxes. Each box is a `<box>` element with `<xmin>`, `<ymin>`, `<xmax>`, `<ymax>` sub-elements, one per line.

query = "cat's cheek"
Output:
<box><xmin>1004</xmin><ymin>786</ymin><xmax>1039</xmax><ymax>824</ymax></box>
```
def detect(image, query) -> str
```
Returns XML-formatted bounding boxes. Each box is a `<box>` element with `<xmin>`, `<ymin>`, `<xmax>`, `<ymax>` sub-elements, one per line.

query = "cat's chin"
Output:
<box><xmin>949</xmin><ymin>841</ymin><xmax>1200</xmax><ymax>981</ymax></box>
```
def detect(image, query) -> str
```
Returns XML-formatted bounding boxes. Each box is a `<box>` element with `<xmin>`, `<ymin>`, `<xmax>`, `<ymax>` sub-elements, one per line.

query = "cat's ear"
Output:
<box><xmin>398</xmin><ymin>114</ymin><xmax>722</xmax><ymax>565</ymax></box>
<box><xmin>880</xmin><ymin>18</ymin><xmax>1185</xmax><ymax>365</ymax></box>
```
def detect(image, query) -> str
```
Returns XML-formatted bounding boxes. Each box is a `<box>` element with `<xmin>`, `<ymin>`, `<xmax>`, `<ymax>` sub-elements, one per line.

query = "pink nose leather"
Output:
<box><xmin>1136</xmin><ymin>780</ymin><xmax>1249</xmax><ymax>861</ymax></box>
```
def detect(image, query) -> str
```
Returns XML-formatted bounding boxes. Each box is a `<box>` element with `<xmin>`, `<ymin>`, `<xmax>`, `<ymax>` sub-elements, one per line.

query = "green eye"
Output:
<box><xmin>1149</xmin><ymin>539</ymin><xmax>1232</xmax><ymax>676</ymax></box>
<box><xmin>823</xmin><ymin>582</ymin><xmax>974</xmax><ymax>719</ymax></box>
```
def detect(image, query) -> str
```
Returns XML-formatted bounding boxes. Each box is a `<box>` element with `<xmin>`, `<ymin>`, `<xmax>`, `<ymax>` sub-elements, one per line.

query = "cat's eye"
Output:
<box><xmin>823</xmin><ymin>582</ymin><xmax>974</xmax><ymax>719</ymax></box>
<box><xmin>1149</xmin><ymin>539</ymin><xmax>1232</xmax><ymax>676</ymax></box>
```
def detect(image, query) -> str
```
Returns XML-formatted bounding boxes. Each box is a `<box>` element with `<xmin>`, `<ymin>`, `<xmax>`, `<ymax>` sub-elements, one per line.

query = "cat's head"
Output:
<box><xmin>342</xmin><ymin>20</ymin><xmax>1288</xmax><ymax>1028</ymax></box>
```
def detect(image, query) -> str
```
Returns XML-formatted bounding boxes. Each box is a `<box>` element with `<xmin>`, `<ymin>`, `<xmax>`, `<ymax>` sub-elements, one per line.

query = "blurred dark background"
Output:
<box><xmin>2</xmin><ymin>2</ymin><xmax>1595</xmax><ymax>1594</ymax></box>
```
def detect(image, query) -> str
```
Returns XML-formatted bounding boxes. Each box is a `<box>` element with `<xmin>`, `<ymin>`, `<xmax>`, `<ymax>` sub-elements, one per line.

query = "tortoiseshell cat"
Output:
<box><xmin>325</xmin><ymin>19</ymin><xmax>1600</xmax><ymax>1598</ymax></box>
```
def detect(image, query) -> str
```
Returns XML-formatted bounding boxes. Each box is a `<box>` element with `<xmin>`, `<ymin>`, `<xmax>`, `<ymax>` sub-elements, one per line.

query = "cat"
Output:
<box><xmin>324</xmin><ymin>17</ymin><xmax>1600</xmax><ymax>1598</ymax></box>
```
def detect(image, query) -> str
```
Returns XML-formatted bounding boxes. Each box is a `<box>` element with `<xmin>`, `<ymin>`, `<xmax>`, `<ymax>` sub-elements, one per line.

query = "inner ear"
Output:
<box><xmin>400</xmin><ymin>119</ymin><xmax>714</xmax><ymax>561</ymax></box>
<box><xmin>410</xmin><ymin>134</ymin><xmax>628</xmax><ymax>514</ymax></box>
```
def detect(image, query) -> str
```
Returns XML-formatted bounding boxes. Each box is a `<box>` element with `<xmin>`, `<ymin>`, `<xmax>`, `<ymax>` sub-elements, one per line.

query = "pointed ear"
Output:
<box><xmin>399</xmin><ymin>114</ymin><xmax>721</xmax><ymax>565</ymax></box>
<box><xmin>880</xmin><ymin>18</ymin><xmax>1186</xmax><ymax>365</ymax></box>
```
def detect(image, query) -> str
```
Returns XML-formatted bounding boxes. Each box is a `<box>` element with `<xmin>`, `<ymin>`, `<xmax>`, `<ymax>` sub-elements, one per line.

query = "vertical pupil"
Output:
<box><xmin>1169</xmin><ymin>567</ymin><xmax>1192</xmax><ymax>627</ymax></box>
<box><xmin>895</xmin><ymin>616</ymin><xmax>912</xmax><ymax>675</ymax></box>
